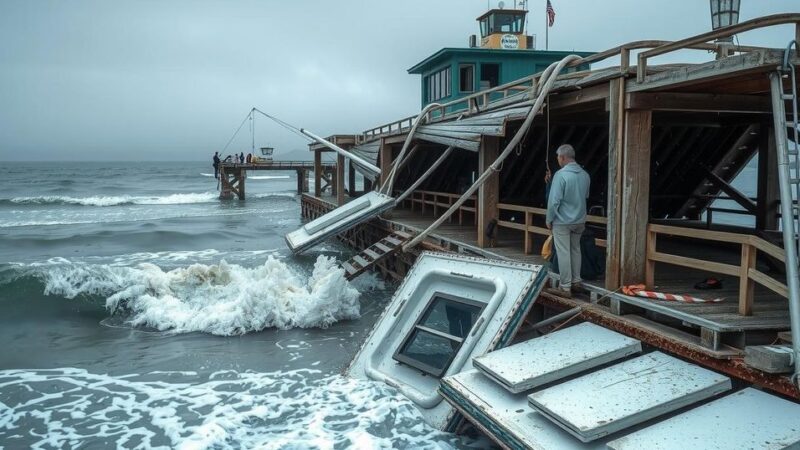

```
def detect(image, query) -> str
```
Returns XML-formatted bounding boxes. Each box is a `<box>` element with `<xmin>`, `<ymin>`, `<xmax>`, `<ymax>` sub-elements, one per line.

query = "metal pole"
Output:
<box><xmin>529</xmin><ymin>306</ymin><xmax>581</xmax><ymax>331</ymax></box>
<box><xmin>299</xmin><ymin>128</ymin><xmax>381</xmax><ymax>176</ymax></box>
<box><xmin>545</xmin><ymin>3</ymin><xmax>549</xmax><ymax>51</ymax></box>
<box><xmin>769</xmin><ymin>71</ymin><xmax>800</xmax><ymax>385</ymax></box>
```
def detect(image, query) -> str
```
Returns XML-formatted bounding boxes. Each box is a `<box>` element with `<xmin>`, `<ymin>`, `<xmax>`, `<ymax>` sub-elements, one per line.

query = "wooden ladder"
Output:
<box><xmin>342</xmin><ymin>231</ymin><xmax>410</xmax><ymax>280</ymax></box>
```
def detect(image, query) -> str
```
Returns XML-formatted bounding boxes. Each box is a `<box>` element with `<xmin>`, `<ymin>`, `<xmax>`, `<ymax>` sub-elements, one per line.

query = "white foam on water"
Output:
<box><xmin>248</xmin><ymin>175</ymin><xmax>291</xmax><ymax>180</ymax></box>
<box><xmin>7</xmin><ymin>192</ymin><xmax>219</xmax><ymax>207</ymax></box>
<box><xmin>0</xmin><ymin>368</ymin><xmax>466</xmax><ymax>449</ymax></box>
<box><xmin>31</xmin><ymin>255</ymin><xmax>361</xmax><ymax>335</ymax></box>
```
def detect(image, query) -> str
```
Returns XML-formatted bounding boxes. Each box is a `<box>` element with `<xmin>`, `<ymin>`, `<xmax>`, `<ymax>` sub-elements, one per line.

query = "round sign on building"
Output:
<box><xmin>500</xmin><ymin>34</ymin><xmax>519</xmax><ymax>49</ymax></box>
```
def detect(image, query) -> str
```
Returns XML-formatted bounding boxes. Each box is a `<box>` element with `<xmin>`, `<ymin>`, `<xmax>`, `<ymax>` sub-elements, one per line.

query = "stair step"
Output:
<box><xmin>527</xmin><ymin>352</ymin><xmax>731</xmax><ymax>443</ymax></box>
<box><xmin>374</xmin><ymin>242</ymin><xmax>393</xmax><ymax>253</ymax></box>
<box><xmin>744</xmin><ymin>344</ymin><xmax>794</xmax><ymax>373</ymax></box>
<box><xmin>783</xmin><ymin>94</ymin><xmax>796</xmax><ymax>100</ymax></box>
<box><xmin>473</xmin><ymin>322</ymin><xmax>641</xmax><ymax>393</ymax></box>
<box><xmin>363</xmin><ymin>248</ymin><xmax>382</xmax><ymax>260</ymax></box>
<box><xmin>608</xmin><ymin>388</ymin><xmax>800</xmax><ymax>450</ymax></box>
<box><xmin>384</xmin><ymin>236</ymin><xmax>403</xmax><ymax>246</ymax></box>
<box><xmin>342</xmin><ymin>261</ymin><xmax>357</xmax><ymax>275</ymax></box>
<box><xmin>353</xmin><ymin>255</ymin><xmax>370</xmax><ymax>268</ymax></box>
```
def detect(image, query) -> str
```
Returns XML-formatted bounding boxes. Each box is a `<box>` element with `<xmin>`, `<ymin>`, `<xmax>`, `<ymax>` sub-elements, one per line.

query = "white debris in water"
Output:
<box><xmin>0</xmin><ymin>368</ymin><xmax>466</xmax><ymax>450</ymax></box>
<box><xmin>36</xmin><ymin>255</ymin><xmax>361</xmax><ymax>335</ymax></box>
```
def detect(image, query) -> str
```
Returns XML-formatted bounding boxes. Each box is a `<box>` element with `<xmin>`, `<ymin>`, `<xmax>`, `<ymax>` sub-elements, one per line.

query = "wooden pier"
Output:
<box><xmin>217</xmin><ymin>160</ymin><xmax>334</xmax><ymax>199</ymax></box>
<box><xmin>298</xmin><ymin>14</ymin><xmax>800</xmax><ymax>400</ymax></box>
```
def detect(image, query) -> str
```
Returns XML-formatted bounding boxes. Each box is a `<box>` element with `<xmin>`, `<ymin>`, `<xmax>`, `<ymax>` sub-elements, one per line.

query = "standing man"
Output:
<box><xmin>546</xmin><ymin>144</ymin><xmax>590</xmax><ymax>297</ymax></box>
<box><xmin>213</xmin><ymin>152</ymin><xmax>221</xmax><ymax>179</ymax></box>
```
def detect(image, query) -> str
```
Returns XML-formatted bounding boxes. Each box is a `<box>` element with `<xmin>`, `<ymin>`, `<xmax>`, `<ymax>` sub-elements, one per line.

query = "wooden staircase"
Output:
<box><xmin>342</xmin><ymin>231</ymin><xmax>410</xmax><ymax>280</ymax></box>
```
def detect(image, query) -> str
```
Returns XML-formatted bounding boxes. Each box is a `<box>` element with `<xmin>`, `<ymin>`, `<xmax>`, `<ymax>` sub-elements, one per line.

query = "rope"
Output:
<box><xmin>221</xmin><ymin>109</ymin><xmax>253</xmax><ymax>154</ymax></box>
<box><xmin>252</xmin><ymin>107</ymin><xmax>311</xmax><ymax>141</ymax></box>
<box><xmin>402</xmin><ymin>54</ymin><xmax>583</xmax><ymax>252</ymax></box>
<box><xmin>380</xmin><ymin>102</ymin><xmax>442</xmax><ymax>195</ymax></box>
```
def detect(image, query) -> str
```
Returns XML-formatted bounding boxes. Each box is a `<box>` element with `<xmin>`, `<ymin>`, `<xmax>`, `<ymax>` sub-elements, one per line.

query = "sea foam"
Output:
<box><xmin>37</xmin><ymin>255</ymin><xmax>361</xmax><ymax>335</ymax></box>
<box><xmin>7</xmin><ymin>192</ymin><xmax>219</xmax><ymax>207</ymax></box>
<box><xmin>0</xmin><ymin>368</ymin><xmax>465</xmax><ymax>449</ymax></box>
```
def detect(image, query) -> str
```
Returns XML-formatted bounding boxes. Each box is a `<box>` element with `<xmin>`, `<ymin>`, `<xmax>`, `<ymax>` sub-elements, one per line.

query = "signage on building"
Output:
<box><xmin>500</xmin><ymin>34</ymin><xmax>519</xmax><ymax>49</ymax></box>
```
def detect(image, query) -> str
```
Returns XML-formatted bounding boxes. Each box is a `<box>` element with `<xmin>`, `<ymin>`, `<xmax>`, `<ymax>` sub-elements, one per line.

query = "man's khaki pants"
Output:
<box><xmin>552</xmin><ymin>223</ymin><xmax>585</xmax><ymax>291</ymax></box>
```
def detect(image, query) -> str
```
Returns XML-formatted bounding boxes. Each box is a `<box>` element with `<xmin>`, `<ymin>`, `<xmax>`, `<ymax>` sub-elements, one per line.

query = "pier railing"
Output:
<box><xmin>497</xmin><ymin>203</ymin><xmax>607</xmax><ymax>254</ymax></box>
<box><xmin>358</xmin><ymin>14</ymin><xmax>799</xmax><ymax>142</ymax></box>
<box><xmin>397</xmin><ymin>190</ymin><xmax>478</xmax><ymax>226</ymax></box>
<box><xmin>645</xmin><ymin>224</ymin><xmax>788</xmax><ymax>316</ymax></box>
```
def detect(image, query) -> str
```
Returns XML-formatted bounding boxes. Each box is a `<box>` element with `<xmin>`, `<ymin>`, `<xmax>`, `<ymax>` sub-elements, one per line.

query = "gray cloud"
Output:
<box><xmin>0</xmin><ymin>0</ymin><xmax>797</xmax><ymax>161</ymax></box>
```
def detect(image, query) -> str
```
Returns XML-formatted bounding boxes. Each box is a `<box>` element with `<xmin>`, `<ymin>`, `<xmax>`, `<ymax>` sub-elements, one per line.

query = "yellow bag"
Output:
<box><xmin>541</xmin><ymin>235</ymin><xmax>553</xmax><ymax>260</ymax></box>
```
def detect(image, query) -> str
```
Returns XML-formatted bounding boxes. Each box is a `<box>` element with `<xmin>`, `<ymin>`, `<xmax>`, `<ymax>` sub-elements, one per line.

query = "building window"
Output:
<box><xmin>426</xmin><ymin>66</ymin><xmax>451</xmax><ymax>103</ymax></box>
<box><xmin>480</xmin><ymin>63</ymin><xmax>500</xmax><ymax>90</ymax></box>
<box><xmin>459</xmin><ymin>64</ymin><xmax>475</xmax><ymax>93</ymax></box>
<box><xmin>392</xmin><ymin>293</ymin><xmax>485</xmax><ymax>377</ymax></box>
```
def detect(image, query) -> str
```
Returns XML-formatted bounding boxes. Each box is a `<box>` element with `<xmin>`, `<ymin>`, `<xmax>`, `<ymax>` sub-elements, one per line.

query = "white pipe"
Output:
<box><xmin>382</xmin><ymin>102</ymin><xmax>442</xmax><ymax>195</ymax></box>
<box><xmin>403</xmin><ymin>54</ymin><xmax>583</xmax><ymax>251</ymax></box>
<box><xmin>395</xmin><ymin>146</ymin><xmax>455</xmax><ymax>204</ymax></box>
<box><xmin>300</xmin><ymin>128</ymin><xmax>381</xmax><ymax>175</ymax></box>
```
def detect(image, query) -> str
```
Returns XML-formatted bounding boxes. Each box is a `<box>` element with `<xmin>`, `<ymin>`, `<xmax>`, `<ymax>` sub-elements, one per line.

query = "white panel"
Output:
<box><xmin>441</xmin><ymin>370</ymin><xmax>607</xmax><ymax>450</ymax></box>
<box><xmin>285</xmin><ymin>191</ymin><xmax>395</xmax><ymax>254</ymax></box>
<box><xmin>608</xmin><ymin>388</ymin><xmax>800</xmax><ymax>450</ymax></box>
<box><xmin>473</xmin><ymin>322</ymin><xmax>641</xmax><ymax>393</ymax></box>
<box><xmin>528</xmin><ymin>352</ymin><xmax>731</xmax><ymax>442</ymax></box>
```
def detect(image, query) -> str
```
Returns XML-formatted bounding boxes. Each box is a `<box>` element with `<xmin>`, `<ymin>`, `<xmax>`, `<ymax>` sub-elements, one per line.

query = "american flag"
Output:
<box><xmin>546</xmin><ymin>0</ymin><xmax>556</xmax><ymax>27</ymax></box>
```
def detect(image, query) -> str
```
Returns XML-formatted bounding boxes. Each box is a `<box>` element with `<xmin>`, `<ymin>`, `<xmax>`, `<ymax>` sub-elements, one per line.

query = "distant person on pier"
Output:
<box><xmin>239</xmin><ymin>152</ymin><xmax>245</xmax><ymax>164</ymax></box>
<box><xmin>546</xmin><ymin>144</ymin><xmax>590</xmax><ymax>298</ymax></box>
<box><xmin>213</xmin><ymin>152</ymin><xmax>221</xmax><ymax>179</ymax></box>
<box><xmin>246</xmin><ymin>153</ymin><xmax>252</xmax><ymax>163</ymax></box>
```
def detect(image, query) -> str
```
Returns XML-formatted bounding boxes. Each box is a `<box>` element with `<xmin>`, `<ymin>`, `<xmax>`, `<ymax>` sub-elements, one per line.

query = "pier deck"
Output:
<box><xmin>217</xmin><ymin>160</ymin><xmax>334</xmax><ymax>199</ymax></box>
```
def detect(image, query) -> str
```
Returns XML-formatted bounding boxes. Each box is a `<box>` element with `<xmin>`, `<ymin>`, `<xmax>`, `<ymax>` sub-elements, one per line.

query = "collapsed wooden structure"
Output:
<box><xmin>303</xmin><ymin>14</ymin><xmax>800</xmax><ymax>400</ymax></box>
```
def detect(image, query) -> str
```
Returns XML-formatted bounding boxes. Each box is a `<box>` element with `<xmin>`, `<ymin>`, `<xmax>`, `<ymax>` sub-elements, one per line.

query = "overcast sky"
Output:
<box><xmin>0</xmin><ymin>0</ymin><xmax>797</xmax><ymax>161</ymax></box>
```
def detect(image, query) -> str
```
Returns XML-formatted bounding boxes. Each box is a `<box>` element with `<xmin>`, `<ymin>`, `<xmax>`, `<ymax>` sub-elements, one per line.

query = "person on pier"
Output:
<box><xmin>546</xmin><ymin>144</ymin><xmax>590</xmax><ymax>298</ymax></box>
<box><xmin>213</xmin><ymin>152</ymin><xmax>221</xmax><ymax>179</ymax></box>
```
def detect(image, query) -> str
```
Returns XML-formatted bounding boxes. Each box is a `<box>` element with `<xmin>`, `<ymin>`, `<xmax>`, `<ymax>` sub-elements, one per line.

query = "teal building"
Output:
<box><xmin>407</xmin><ymin>8</ymin><xmax>593</xmax><ymax>108</ymax></box>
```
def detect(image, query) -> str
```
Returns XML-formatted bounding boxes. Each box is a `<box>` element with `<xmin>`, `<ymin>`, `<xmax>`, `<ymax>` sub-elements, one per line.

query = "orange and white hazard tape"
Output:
<box><xmin>622</xmin><ymin>284</ymin><xmax>724</xmax><ymax>303</ymax></box>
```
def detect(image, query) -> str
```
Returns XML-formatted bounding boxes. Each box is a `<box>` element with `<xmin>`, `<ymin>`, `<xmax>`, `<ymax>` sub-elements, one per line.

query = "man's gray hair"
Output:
<box><xmin>556</xmin><ymin>144</ymin><xmax>575</xmax><ymax>159</ymax></box>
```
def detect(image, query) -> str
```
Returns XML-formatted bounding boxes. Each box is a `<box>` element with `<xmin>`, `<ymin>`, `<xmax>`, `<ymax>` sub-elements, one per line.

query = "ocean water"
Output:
<box><xmin>0</xmin><ymin>162</ymin><xmax>475</xmax><ymax>449</ymax></box>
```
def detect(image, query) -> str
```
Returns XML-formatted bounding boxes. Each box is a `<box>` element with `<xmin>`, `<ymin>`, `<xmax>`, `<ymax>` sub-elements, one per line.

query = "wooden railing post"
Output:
<box><xmin>739</xmin><ymin>243</ymin><xmax>757</xmax><ymax>316</ymax></box>
<box><xmin>524</xmin><ymin>211</ymin><xmax>532</xmax><ymax>255</ymax></box>
<box><xmin>645</xmin><ymin>228</ymin><xmax>656</xmax><ymax>289</ymax></box>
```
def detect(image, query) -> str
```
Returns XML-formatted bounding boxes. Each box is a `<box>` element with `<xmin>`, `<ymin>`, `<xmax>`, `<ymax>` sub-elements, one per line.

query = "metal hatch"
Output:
<box><xmin>284</xmin><ymin>191</ymin><xmax>395</xmax><ymax>254</ymax></box>
<box><xmin>527</xmin><ymin>352</ymin><xmax>732</xmax><ymax>443</ymax></box>
<box><xmin>607</xmin><ymin>388</ymin><xmax>800</xmax><ymax>450</ymax></box>
<box><xmin>347</xmin><ymin>252</ymin><xmax>545</xmax><ymax>430</ymax></box>
<box><xmin>473</xmin><ymin>322</ymin><xmax>641</xmax><ymax>393</ymax></box>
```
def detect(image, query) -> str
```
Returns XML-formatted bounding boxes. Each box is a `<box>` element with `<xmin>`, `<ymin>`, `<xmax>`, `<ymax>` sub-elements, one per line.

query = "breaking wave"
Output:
<box><xmin>5</xmin><ymin>192</ymin><xmax>219</xmax><ymax>207</ymax></box>
<box><xmin>11</xmin><ymin>255</ymin><xmax>361</xmax><ymax>335</ymax></box>
<box><xmin>0</xmin><ymin>368</ymin><xmax>466</xmax><ymax>449</ymax></box>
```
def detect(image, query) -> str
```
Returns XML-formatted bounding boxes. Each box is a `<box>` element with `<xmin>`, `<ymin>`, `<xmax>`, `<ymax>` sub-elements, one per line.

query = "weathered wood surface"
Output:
<box><xmin>478</xmin><ymin>136</ymin><xmax>500</xmax><ymax>248</ymax></box>
<box><xmin>620</xmin><ymin>109</ymin><xmax>652</xmax><ymax>285</ymax></box>
<box><xmin>606</xmin><ymin>78</ymin><xmax>625</xmax><ymax>290</ymax></box>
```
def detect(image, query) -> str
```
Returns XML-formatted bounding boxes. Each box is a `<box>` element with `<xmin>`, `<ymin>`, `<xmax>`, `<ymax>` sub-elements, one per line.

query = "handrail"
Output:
<box><xmin>638</xmin><ymin>13</ymin><xmax>800</xmax><ymax>82</ymax></box>
<box><xmin>496</xmin><ymin>203</ymin><xmax>607</xmax><ymax>254</ymax></box>
<box><xmin>646</xmin><ymin>223</ymin><xmax>788</xmax><ymax>316</ymax></box>
<box><xmin>361</xmin><ymin>27</ymin><xmax>783</xmax><ymax>141</ymax></box>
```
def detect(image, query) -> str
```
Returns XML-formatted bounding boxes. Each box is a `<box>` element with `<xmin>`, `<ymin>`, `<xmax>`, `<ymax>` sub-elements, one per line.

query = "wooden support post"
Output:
<box><xmin>336</xmin><ymin>154</ymin><xmax>345</xmax><ymax>206</ymax></box>
<box><xmin>524</xmin><ymin>211</ymin><xmax>532</xmax><ymax>254</ymax></box>
<box><xmin>302</xmin><ymin>169</ymin><xmax>309</xmax><ymax>192</ymax></box>
<box><xmin>645</xmin><ymin>228</ymin><xmax>656</xmax><ymax>289</ymax></box>
<box><xmin>620</xmin><ymin>109</ymin><xmax>652</xmax><ymax>285</ymax></box>
<box><xmin>478</xmin><ymin>136</ymin><xmax>500</xmax><ymax>248</ymax></box>
<box><xmin>606</xmin><ymin>78</ymin><xmax>625</xmax><ymax>290</ymax></box>
<box><xmin>348</xmin><ymin>160</ymin><xmax>356</xmax><ymax>197</ymax></box>
<box><xmin>739</xmin><ymin>243</ymin><xmax>757</xmax><ymax>316</ymax></box>
<box><xmin>757</xmin><ymin>127</ymin><xmax>779</xmax><ymax>231</ymax></box>
<box><xmin>379</xmin><ymin>139</ymin><xmax>392</xmax><ymax>191</ymax></box>
<box><xmin>314</xmin><ymin>150</ymin><xmax>322</xmax><ymax>197</ymax></box>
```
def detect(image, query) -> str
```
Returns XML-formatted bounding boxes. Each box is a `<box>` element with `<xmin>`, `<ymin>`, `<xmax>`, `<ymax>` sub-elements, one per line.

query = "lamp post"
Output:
<box><xmin>709</xmin><ymin>0</ymin><xmax>741</xmax><ymax>57</ymax></box>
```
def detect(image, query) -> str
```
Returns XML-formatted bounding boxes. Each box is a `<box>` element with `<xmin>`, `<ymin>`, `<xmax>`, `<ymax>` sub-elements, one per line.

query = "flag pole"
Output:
<box><xmin>545</xmin><ymin>1</ymin><xmax>549</xmax><ymax>50</ymax></box>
